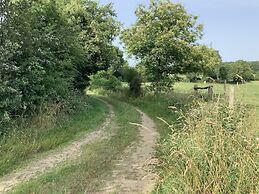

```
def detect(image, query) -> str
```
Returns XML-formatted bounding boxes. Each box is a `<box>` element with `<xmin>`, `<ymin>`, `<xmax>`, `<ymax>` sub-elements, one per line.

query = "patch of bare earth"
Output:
<box><xmin>98</xmin><ymin>109</ymin><xmax>159</xmax><ymax>194</ymax></box>
<box><xmin>0</xmin><ymin>99</ymin><xmax>114</xmax><ymax>194</ymax></box>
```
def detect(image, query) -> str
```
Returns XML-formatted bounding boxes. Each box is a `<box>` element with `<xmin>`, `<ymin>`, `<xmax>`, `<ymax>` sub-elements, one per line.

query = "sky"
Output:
<box><xmin>99</xmin><ymin>0</ymin><xmax>259</xmax><ymax>62</ymax></box>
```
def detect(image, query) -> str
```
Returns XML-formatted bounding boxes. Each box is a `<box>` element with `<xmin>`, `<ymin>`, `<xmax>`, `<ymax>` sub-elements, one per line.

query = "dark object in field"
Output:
<box><xmin>194</xmin><ymin>85</ymin><xmax>214</xmax><ymax>99</ymax></box>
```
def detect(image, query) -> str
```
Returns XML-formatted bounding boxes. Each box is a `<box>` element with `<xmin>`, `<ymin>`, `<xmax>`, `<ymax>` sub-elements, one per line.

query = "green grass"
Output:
<box><xmin>7</xmin><ymin>82</ymin><xmax>259</xmax><ymax>193</ymax></box>
<box><xmin>173</xmin><ymin>81</ymin><xmax>259</xmax><ymax>108</ymax></box>
<box><xmin>0</xmin><ymin>97</ymin><xmax>108</xmax><ymax>177</ymax></box>
<box><xmin>11</xmin><ymin>97</ymin><xmax>141</xmax><ymax>194</ymax></box>
<box><xmin>116</xmin><ymin>86</ymin><xmax>258</xmax><ymax>194</ymax></box>
<box><xmin>125</xmin><ymin>93</ymin><xmax>191</xmax><ymax>139</ymax></box>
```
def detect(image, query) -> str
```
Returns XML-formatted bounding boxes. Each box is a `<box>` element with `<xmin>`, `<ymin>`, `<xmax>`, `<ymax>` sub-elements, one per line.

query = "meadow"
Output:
<box><xmin>2</xmin><ymin>83</ymin><xmax>258</xmax><ymax>193</ymax></box>
<box><xmin>174</xmin><ymin>81</ymin><xmax>259</xmax><ymax>108</ymax></box>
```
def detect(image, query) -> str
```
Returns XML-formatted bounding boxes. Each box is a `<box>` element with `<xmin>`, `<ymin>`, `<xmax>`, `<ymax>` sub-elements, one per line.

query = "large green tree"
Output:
<box><xmin>65</xmin><ymin>0</ymin><xmax>122</xmax><ymax>90</ymax></box>
<box><xmin>0</xmin><ymin>0</ymin><xmax>123</xmax><ymax>124</ymax></box>
<box><xmin>121</xmin><ymin>0</ymin><xmax>221</xmax><ymax>87</ymax></box>
<box><xmin>225</xmin><ymin>60</ymin><xmax>254</xmax><ymax>82</ymax></box>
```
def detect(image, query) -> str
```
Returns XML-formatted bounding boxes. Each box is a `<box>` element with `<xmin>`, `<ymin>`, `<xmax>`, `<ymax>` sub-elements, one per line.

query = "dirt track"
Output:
<box><xmin>0</xmin><ymin>99</ymin><xmax>159</xmax><ymax>194</ymax></box>
<box><xmin>99</xmin><ymin>109</ymin><xmax>159</xmax><ymax>194</ymax></box>
<box><xmin>0</xmin><ymin>100</ymin><xmax>114</xmax><ymax>194</ymax></box>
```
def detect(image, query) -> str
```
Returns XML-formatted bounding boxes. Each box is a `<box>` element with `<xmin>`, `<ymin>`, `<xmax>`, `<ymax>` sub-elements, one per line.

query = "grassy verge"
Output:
<box><xmin>0</xmin><ymin>96</ymin><xmax>108</xmax><ymax>177</ymax></box>
<box><xmin>155</xmin><ymin>100</ymin><xmax>258</xmax><ymax>193</ymax></box>
<box><xmin>125</xmin><ymin>93</ymin><xmax>191</xmax><ymax>139</ymax></box>
<box><xmin>117</xmin><ymin>91</ymin><xmax>258</xmax><ymax>193</ymax></box>
<box><xmin>11</xmin><ymin>97</ymin><xmax>141</xmax><ymax>194</ymax></box>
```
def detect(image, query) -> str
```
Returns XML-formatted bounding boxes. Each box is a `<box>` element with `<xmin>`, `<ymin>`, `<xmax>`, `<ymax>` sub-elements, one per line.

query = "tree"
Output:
<box><xmin>0</xmin><ymin>0</ymin><xmax>122</xmax><ymax>127</ymax></box>
<box><xmin>66</xmin><ymin>0</ymin><xmax>121</xmax><ymax>90</ymax></box>
<box><xmin>89</xmin><ymin>70</ymin><xmax>122</xmax><ymax>92</ymax></box>
<box><xmin>121</xmin><ymin>0</ymin><xmax>221</xmax><ymax>88</ymax></box>
<box><xmin>123</xmin><ymin>67</ymin><xmax>142</xmax><ymax>97</ymax></box>
<box><xmin>224</xmin><ymin>60</ymin><xmax>254</xmax><ymax>82</ymax></box>
<box><xmin>218</xmin><ymin>66</ymin><xmax>228</xmax><ymax>81</ymax></box>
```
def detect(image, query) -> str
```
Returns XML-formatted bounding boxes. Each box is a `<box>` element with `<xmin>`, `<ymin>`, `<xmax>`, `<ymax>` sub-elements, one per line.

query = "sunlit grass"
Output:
<box><xmin>0</xmin><ymin>97</ymin><xmax>108</xmax><ymax>177</ymax></box>
<box><xmin>155</xmin><ymin>100</ymin><xmax>258</xmax><ymax>194</ymax></box>
<box><xmin>10</xmin><ymin>98</ymin><xmax>141</xmax><ymax>194</ymax></box>
<box><xmin>173</xmin><ymin>81</ymin><xmax>259</xmax><ymax>108</ymax></box>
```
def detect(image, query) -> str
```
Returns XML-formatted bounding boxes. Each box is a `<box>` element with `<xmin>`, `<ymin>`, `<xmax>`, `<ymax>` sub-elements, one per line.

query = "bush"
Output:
<box><xmin>157</xmin><ymin>100</ymin><xmax>258</xmax><ymax>193</ymax></box>
<box><xmin>254</xmin><ymin>71</ymin><xmax>259</xmax><ymax>81</ymax></box>
<box><xmin>89</xmin><ymin>70</ymin><xmax>122</xmax><ymax>92</ymax></box>
<box><xmin>123</xmin><ymin>67</ymin><xmax>142</xmax><ymax>97</ymax></box>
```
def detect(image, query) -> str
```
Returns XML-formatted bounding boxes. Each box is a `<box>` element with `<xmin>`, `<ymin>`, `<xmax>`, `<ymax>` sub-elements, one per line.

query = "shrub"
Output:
<box><xmin>254</xmin><ymin>71</ymin><xmax>259</xmax><ymax>81</ymax></box>
<box><xmin>89</xmin><ymin>70</ymin><xmax>122</xmax><ymax>92</ymax></box>
<box><xmin>157</xmin><ymin>100</ymin><xmax>258</xmax><ymax>193</ymax></box>
<box><xmin>123</xmin><ymin>67</ymin><xmax>142</xmax><ymax>97</ymax></box>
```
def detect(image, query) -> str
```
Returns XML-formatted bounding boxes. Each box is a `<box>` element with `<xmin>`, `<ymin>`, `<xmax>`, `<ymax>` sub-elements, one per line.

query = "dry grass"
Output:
<box><xmin>155</xmin><ymin>98</ymin><xmax>258</xmax><ymax>194</ymax></box>
<box><xmin>0</xmin><ymin>97</ymin><xmax>108</xmax><ymax>177</ymax></box>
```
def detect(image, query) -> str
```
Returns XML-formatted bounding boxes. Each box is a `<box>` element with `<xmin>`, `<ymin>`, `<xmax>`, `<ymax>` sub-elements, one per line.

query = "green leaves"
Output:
<box><xmin>0</xmin><ymin>0</ymin><xmax>122</xmax><ymax>128</ymax></box>
<box><xmin>65</xmin><ymin>0</ymin><xmax>122</xmax><ymax>90</ymax></box>
<box><xmin>223</xmin><ymin>60</ymin><xmax>255</xmax><ymax>82</ymax></box>
<box><xmin>121</xmin><ymin>0</ymin><xmax>221</xmax><ymax>86</ymax></box>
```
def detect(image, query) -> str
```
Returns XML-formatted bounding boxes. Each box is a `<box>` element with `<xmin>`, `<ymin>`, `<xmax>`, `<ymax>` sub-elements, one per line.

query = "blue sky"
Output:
<box><xmin>99</xmin><ymin>0</ymin><xmax>259</xmax><ymax>62</ymax></box>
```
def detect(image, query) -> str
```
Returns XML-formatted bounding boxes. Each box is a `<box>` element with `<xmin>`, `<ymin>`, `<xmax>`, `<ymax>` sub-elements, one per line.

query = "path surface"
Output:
<box><xmin>0</xmin><ymin>99</ymin><xmax>114</xmax><ymax>194</ymax></box>
<box><xmin>99</xmin><ymin>109</ymin><xmax>159</xmax><ymax>194</ymax></box>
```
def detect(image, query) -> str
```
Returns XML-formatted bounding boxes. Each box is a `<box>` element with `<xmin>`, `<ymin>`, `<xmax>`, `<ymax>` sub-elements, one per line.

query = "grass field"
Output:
<box><xmin>4</xmin><ymin>82</ymin><xmax>259</xmax><ymax>193</ymax></box>
<box><xmin>173</xmin><ymin>81</ymin><xmax>259</xmax><ymax>108</ymax></box>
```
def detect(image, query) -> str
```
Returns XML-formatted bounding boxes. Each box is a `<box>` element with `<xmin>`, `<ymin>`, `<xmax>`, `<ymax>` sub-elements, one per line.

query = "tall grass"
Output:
<box><xmin>0</xmin><ymin>96</ymin><xmax>108</xmax><ymax>177</ymax></box>
<box><xmin>156</xmin><ymin>99</ymin><xmax>258</xmax><ymax>193</ymax></box>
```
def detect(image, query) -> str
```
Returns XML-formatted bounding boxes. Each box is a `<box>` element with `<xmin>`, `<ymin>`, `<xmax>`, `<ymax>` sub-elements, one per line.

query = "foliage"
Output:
<box><xmin>0</xmin><ymin>0</ymin><xmax>122</xmax><ymax>130</ymax></box>
<box><xmin>204</xmin><ymin>67</ymin><xmax>218</xmax><ymax>80</ymax></box>
<box><xmin>255</xmin><ymin>71</ymin><xmax>259</xmax><ymax>80</ymax></box>
<box><xmin>1</xmin><ymin>0</ymin><xmax>77</xmax><ymax>123</ymax></box>
<box><xmin>121</xmin><ymin>0</ymin><xmax>221</xmax><ymax>87</ymax></box>
<box><xmin>218</xmin><ymin>66</ymin><xmax>228</xmax><ymax>81</ymax></box>
<box><xmin>66</xmin><ymin>0</ymin><xmax>122</xmax><ymax>90</ymax></box>
<box><xmin>248</xmin><ymin>61</ymin><xmax>259</xmax><ymax>72</ymax></box>
<box><xmin>123</xmin><ymin>67</ymin><xmax>142</xmax><ymax>97</ymax></box>
<box><xmin>223</xmin><ymin>60</ymin><xmax>254</xmax><ymax>82</ymax></box>
<box><xmin>89</xmin><ymin>70</ymin><xmax>122</xmax><ymax>92</ymax></box>
<box><xmin>156</xmin><ymin>100</ymin><xmax>258</xmax><ymax>193</ymax></box>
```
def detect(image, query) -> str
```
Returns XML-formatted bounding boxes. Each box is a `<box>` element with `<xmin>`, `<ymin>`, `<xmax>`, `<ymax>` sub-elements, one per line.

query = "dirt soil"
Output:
<box><xmin>98</xmin><ymin>109</ymin><xmax>159</xmax><ymax>194</ymax></box>
<box><xmin>0</xmin><ymin>100</ymin><xmax>114</xmax><ymax>194</ymax></box>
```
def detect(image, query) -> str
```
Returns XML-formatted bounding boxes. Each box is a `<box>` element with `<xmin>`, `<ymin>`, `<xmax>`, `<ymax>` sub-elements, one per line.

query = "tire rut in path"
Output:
<box><xmin>99</xmin><ymin>108</ymin><xmax>159</xmax><ymax>194</ymax></box>
<box><xmin>0</xmin><ymin>99</ymin><xmax>114</xmax><ymax>194</ymax></box>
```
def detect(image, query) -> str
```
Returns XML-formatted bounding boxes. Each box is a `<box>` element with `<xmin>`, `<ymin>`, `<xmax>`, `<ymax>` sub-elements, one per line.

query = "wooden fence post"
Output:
<box><xmin>193</xmin><ymin>85</ymin><xmax>213</xmax><ymax>100</ymax></box>
<box><xmin>224</xmin><ymin>80</ymin><xmax>227</xmax><ymax>96</ymax></box>
<box><xmin>208</xmin><ymin>86</ymin><xmax>213</xmax><ymax>99</ymax></box>
<box><xmin>229</xmin><ymin>86</ymin><xmax>235</xmax><ymax>109</ymax></box>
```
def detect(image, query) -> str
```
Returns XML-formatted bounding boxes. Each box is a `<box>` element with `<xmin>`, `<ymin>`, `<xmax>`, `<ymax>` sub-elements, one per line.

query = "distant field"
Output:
<box><xmin>174</xmin><ymin>81</ymin><xmax>259</xmax><ymax>136</ymax></box>
<box><xmin>173</xmin><ymin>81</ymin><xmax>259</xmax><ymax>108</ymax></box>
